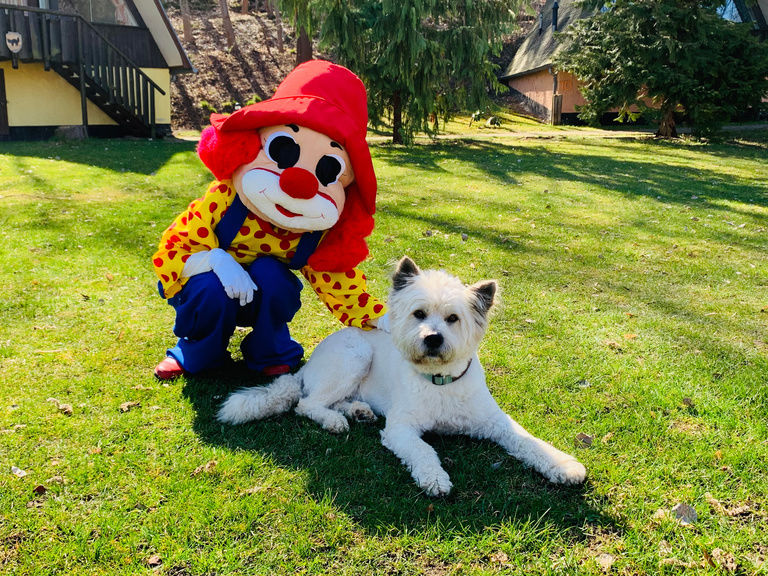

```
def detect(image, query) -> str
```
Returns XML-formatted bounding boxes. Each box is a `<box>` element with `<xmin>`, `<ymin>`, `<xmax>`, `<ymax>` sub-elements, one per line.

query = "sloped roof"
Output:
<box><xmin>133</xmin><ymin>0</ymin><xmax>193</xmax><ymax>72</ymax></box>
<box><xmin>500</xmin><ymin>0</ymin><xmax>593</xmax><ymax>81</ymax></box>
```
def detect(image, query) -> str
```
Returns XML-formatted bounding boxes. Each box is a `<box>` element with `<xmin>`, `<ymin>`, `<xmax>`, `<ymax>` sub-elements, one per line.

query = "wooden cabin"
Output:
<box><xmin>500</xmin><ymin>0</ymin><xmax>768</xmax><ymax>125</ymax></box>
<box><xmin>0</xmin><ymin>0</ymin><xmax>192</xmax><ymax>139</ymax></box>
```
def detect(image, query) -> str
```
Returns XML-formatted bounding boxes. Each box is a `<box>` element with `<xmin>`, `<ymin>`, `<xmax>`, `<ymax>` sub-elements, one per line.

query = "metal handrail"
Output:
<box><xmin>0</xmin><ymin>3</ymin><xmax>165</xmax><ymax>95</ymax></box>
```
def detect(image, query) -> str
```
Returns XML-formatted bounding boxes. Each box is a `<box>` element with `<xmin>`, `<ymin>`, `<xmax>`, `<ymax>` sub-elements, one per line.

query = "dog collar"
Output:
<box><xmin>423</xmin><ymin>359</ymin><xmax>472</xmax><ymax>386</ymax></box>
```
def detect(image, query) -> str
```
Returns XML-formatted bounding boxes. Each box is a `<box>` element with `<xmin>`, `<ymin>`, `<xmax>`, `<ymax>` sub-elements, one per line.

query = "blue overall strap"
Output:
<box><xmin>215</xmin><ymin>194</ymin><xmax>250</xmax><ymax>250</ymax></box>
<box><xmin>288</xmin><ymin>231</ymin><xmax>323</xmax><ymax>270</ymax></box>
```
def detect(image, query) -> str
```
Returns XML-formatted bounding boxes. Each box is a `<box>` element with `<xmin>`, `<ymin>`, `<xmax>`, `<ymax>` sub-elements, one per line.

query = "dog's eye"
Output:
<box><xmin>413</xmin><ymin>310</ymin><xmax>427</xmax><ymax>320</ymax></box>
<box><xmin>265</xmin><ymin>131</ymin><xmax>300</xmax><ymax>169</ymax></box>
<box><xmin>445</xmin><ymin>314</ymin><xmax>459</xmax><ymax>324</ymax></box>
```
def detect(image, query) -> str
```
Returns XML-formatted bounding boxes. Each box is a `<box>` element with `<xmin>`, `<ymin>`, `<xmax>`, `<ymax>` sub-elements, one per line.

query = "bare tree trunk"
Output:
<box><xmin>296</xmin><ymin>25</ymin><xmax>312</xmax><ymax>65</ymax></box>
<box><xmin>392</xmin><ymin>90</ymin><xmax>403</xmax><ymax>144</ymax></box>
<box><xmin>274</xmin><ymin>3</ymin><xmax>284</xmax><ymax>52</ymax></box>
<box><xmin>180</xmin><ymin>0</ymin><xmax>193</xmax><ymax>43</ymax></box>
<box><xmin>656</xmin><ymin>103</ymin><xmax>678</xmax><ymax>138</ymax></box>
<box><xmin>241</xmin><ymin>0</ymin><xmax>249</xmax><ymax>15</ymax></box>
<box><xmin>219</xmin><ymin>0</ymin><xmax>236</xmax><ymax>49</ymax></box>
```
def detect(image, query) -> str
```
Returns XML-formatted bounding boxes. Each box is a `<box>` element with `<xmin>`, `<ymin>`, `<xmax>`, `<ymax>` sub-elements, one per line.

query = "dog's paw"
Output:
<box><xmin>416</xmin><ymin>470</ymin><xmax>453</xmax><ymax>497</ymax></box>
<box><xmin>545</xmin><ymin>459</ymin><xmax>587</xmax><ymax>485</ymax></box>
<box><xmin>320</xmin><ymin>412</ymin><xmax>350</xmax><ymax>434</ymax></box>
<box><xmin>348</xmin><ymin>401</ymin><xmax>377</xmax><ymax>423</ymax></box>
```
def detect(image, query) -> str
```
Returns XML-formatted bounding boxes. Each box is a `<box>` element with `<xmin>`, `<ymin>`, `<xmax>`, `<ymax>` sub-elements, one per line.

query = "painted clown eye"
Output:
<box><xmin>265</xmin><ymin>131</ymin><xmax>300</xmax><ymax>169</ymax></box>
<box><xmin>315</xmin><ymin>154</ymin><xmax>345</xmax><ymax>186</ymax></box>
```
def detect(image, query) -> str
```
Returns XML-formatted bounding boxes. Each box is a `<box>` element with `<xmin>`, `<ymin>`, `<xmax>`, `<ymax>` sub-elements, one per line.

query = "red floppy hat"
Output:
<box><xmin>196</xmin><ymin>60</ymin><xmax>378</xmax><ymax>272</ymax></box>
<box><xmin>207</xmin><ymin>60</ymin><xmax>376</xmax><ymax>217</ymax></box>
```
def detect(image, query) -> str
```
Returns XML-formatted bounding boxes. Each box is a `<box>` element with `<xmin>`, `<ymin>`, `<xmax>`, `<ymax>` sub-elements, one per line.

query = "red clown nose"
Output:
<box><xmin>279</xmin><ymin>167</ymin><xmax>318</xmax><ymax>199</ymax></box>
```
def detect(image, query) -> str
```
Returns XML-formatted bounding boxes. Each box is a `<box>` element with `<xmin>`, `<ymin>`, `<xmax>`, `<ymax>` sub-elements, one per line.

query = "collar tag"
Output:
<box><xmin>422</xmin><ymin>359</ymin><xmax>471</xmax><ymax>386</ymax></box>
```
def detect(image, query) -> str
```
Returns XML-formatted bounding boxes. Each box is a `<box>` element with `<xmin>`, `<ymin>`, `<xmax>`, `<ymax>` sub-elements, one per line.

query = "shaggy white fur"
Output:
<box><xmin>217</xmin><ymin>257</ymin><xmax>586</xmax><ymax>496</ymax></box>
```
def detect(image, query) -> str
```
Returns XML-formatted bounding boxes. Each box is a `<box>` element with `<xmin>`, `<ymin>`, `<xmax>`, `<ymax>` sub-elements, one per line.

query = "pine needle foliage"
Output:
<box><xmin>555</xmin><ymin>0</ymin><xmax>768</xmax><ymax>138</ymax></box>
<box><xmin>318</xmin><ymin>0</ymin><xmax>521</xmax><ymax>143</ymax></box>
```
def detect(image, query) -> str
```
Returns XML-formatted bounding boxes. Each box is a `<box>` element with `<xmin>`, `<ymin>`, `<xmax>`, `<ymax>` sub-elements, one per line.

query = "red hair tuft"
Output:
<box><xmin>197</xmin><ymin>125</ymin><xmax>262</xmax><ymax>181</ymax></box>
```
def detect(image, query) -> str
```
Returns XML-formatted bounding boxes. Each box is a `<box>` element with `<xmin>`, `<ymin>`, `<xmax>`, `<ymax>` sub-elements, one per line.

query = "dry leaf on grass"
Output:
<box><xmin>708</xmin><ymin>548</ymin><xmax>738</xmax><ymax>573</ymax></box>
<box><xmin>191</xmin><ymin>460</ymin><xmax>217</xmax><ymax>477</ymax></box>
<box><xmin>671</xmin><ymin>503</ymin><xmax>697</xmax><ymax>525</ymax></box>
<box><xmin>575</xmin><ymin>432</ymin><xmax>594</xmax><ymax>448</ymax></box>
<box><xmin>595</xmin><ymin>553</ymin><xmax>616</xmax><ymax>573</ymax></box>
<box><xmin>705</xmin><ymin>492</ymin><xmax>755</xmax><ymax>517</ymax></box>
<box><xmin>46</xmin><ymin>397</ymin><xmax>73</xmax><ymax>416</ymax></box>
<box><xmin>119</xmin><ymin>401</ymin><xmax>140</xmax><ymax>413</ymax></box>
<box><xmin>11</xmin><ymin>465</ymin><xmax>27</xmax><ymax>478</ymax></box>
<box><xmin>32</xmin><ymin>485</ymin><xmax>47</xmax><ymax>496</ymax></box>
<box><xmin>489</xmin><ymin>551</ymin><xmax>509</xmax><ymax>564</ymax></box>
<box><xmin>146</xmin><ymin>554</ymin><xmax>162</xmax><ymax>568</ymax></box>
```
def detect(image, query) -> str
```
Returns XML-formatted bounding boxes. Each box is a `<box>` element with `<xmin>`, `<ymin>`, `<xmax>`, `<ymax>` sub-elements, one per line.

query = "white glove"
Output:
<box><xmin>182</xmin><ymin>248</ymin><xmax>258</xmax><ymax>306</ymax></box>
<box><xmin>373</xmin><ymin>312</ymin><xmax>390</xmax><ymax>332</ymax></box>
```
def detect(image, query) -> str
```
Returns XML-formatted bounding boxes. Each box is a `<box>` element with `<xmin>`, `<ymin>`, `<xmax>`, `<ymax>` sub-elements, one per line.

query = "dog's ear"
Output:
<box><xmin>392</xmin><ymin>257</ymin><xmax>420</xmax><ymax>291</ymax></box>
<box><xmin>470</xmin><ymin>280</ymin><xmax>497</xmax><ymax>316</ymax></box>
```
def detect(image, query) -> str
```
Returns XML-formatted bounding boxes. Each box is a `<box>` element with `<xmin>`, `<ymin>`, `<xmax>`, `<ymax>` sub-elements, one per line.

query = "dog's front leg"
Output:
<box><xmin>480</xmin><ymin>413</ymin><xmax>586</xmax><ymax>485</ymax></box>
<box><xmin>380</xmin><ymin>423</ymin><xmax>452</xmax><ymax>497</ymax></box>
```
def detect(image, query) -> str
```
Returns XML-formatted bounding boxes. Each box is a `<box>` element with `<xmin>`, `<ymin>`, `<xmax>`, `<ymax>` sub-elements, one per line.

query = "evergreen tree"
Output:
<box><xmin>556</xmin><ymin>0</ymin><xmax>768</xmax><ymax>138</ymax></box>
<box><xmin>279</xmin><ymin>0</ymin><xmax>314</xmax><ymax>64</ymax></box>
<box><xmin>319</xmin><ymin>0</ymin><xmax>520</xmax><ymax>143</ymax></box>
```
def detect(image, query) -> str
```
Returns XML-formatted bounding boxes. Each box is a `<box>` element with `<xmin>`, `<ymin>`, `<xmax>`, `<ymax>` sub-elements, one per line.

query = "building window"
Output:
<box><xmin>58</xmin><ymin>0</ymin><xmax>138</xmax><ymax>26</ymax></box>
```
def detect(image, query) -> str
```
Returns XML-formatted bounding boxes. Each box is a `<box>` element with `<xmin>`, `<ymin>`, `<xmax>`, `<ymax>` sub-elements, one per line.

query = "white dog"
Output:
<box><xmin>217</xmin><ymin>257</ymin><xmax>586</xmax><ymax>496</ymax></box>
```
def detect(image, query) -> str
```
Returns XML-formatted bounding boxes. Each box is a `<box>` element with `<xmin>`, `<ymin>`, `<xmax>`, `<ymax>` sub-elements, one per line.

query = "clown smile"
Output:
<box><xmin>239</xmin><ymin>168</ymin><xmax>340</xmax><ymax>231</ymax></box>
<box><xmin>275</xmin><ymin>204</ymin><xmax>301</xmax><ymax>218</ymax></box>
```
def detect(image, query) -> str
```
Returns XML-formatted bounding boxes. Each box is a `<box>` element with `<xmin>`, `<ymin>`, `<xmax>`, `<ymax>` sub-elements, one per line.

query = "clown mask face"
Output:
<box><xmin>232</xmin><ymin>124</ymin><xmax>355</xmax><ymax>233</ymax></box>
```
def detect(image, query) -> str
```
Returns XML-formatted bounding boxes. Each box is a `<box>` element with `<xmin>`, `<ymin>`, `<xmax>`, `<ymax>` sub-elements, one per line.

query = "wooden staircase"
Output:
<box><xmin>0</xmin><ymin>4</ymin><xmax>165</xmax><ymax>137</ymax></box>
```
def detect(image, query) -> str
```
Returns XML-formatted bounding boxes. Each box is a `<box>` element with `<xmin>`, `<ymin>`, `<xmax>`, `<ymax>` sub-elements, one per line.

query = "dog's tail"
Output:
<box><xmin>216</xmin><ymin>374</ymin><xmax>302</xmax><ymax>425</ymax></box>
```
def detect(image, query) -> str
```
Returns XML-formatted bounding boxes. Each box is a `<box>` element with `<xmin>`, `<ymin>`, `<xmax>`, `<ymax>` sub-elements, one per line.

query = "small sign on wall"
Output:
<box><xmin>6</xmin><ymin>32</ymin><xmax>22</xmax><ymax>54</ymax></box>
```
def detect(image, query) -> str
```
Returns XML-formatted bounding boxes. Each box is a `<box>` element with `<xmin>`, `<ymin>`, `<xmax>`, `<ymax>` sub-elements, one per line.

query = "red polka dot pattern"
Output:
<box><xmin>153</xmin><ymin>179</ymin><xmax>387</xmax><ymax>326</ymax></box>
<box><xmin>301</xmin><ymin>265</ymin><xmax>386</xmax><ymax>329</ymax></box>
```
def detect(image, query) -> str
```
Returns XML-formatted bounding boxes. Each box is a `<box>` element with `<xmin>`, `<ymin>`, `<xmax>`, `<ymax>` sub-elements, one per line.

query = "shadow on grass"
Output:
<box><xmin>0</xmin><ymin>138</ymin><xmax>198</xmax><ymax>175</ymax></box>
<box><xmin>374</xmin><ymin>138</ymin><xmax>767</xmax><ymax>211</ymax></box>
<box><xmin>180</xmin><ymin>368</ymin><xmax>617</xmax><ymax>539</ymax></box>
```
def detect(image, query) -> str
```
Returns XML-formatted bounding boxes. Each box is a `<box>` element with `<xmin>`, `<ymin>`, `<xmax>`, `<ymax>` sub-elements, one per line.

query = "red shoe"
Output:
<box><xmin>154</xmin><ymin>356</ymin><xmax>186</xmax><ymax>380</ymax></box>
<box><xmin>262</xmin><ymin>364</ymin><xmax>290</xmax><ymax>376</ymax></box>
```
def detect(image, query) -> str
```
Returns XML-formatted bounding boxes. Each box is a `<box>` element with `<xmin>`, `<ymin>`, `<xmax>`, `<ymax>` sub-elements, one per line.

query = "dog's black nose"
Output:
<box><xmin>424</xmin><ymin>333</ymin><xmax>444</xmax><ymax>351</ymax></box>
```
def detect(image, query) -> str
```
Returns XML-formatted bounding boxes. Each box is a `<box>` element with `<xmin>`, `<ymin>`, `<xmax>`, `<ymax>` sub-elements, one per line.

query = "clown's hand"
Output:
<box><xmin>373</xmin><ymin>313</ymin><xmax>390</xmax><ymax>333</ymax></box>
<box><xmin>182</xmin><ymin>248</ymin><xmax>258</xmax><ymax>306</ymax></box>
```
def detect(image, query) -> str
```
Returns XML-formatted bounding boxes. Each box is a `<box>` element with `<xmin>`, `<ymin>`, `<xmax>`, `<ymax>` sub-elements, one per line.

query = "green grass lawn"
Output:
<box><xmin>1</xmin><ymin>131</ymin><xmax>767</xmax><ymax>575</ymax></box>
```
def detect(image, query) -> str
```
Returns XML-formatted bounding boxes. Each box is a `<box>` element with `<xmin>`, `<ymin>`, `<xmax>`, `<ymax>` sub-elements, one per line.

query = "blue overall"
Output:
<box><xmin>164</xmin><ymin>195</ymin><xmax>322</xmax><ymax>374</ymax></box>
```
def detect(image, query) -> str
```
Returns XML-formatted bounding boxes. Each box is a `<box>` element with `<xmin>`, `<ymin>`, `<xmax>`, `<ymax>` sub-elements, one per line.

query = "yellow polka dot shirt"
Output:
<box><xmin>153</xmin><ymin>180</ymin><xmax>386</xmax><ymax>328</ymax></box>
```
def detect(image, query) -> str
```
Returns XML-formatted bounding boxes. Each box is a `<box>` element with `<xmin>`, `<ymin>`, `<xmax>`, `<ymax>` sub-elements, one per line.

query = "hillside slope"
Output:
<box><xmin>165</xmin><ymin>2</ymin><xmax>540</xmax><ymax>130</ymax></box>
<box><xmin>166</xmin><ymin>3</ymin><xmax>301</xmax><ymax>129</ymax></box>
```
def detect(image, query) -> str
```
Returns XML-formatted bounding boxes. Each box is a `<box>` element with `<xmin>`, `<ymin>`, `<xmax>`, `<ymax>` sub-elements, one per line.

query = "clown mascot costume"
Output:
<box><xmin>152</xmin><ymin>61</ymin><xmax>385</xmax><ymax>380</ymax></box>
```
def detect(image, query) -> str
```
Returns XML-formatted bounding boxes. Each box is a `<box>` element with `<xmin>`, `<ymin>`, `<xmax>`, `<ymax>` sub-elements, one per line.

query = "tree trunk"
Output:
<box><xmin>656</xmin><ymin>103</ymin><xmax>678</xmax><ymax>138</ymax></box>
<box><xmin>392</xmin><ymin>91</ymin><xmax>403</xmax><ymax>144</ymax></box>
<box><xmin>264</xmin><ymin>0</ymin><xmax>274</xmax><ymax>18</ymax></box>
<box><xmin>241</xmin><ymin>0</ymin><xmax>249</xmax><ymax>15</ymax></box>
<box><xmin>274</xmin><ymin>4</ymin><xmax>284</xmax><ymax>52</ymax></box>
<box><xmin>219</xmin><ymin>0</ymin><xmax>236</xmax><ymax>49</ymax></box>
<box><xmin>296</xmin><ymin>25</ymin><xmax>312</xmax><ymax>65</ymax></box>
<box><xmin>180</xmin><ymin>0</ymin><xmax>193</xmax><ymax>43</ymax></box>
